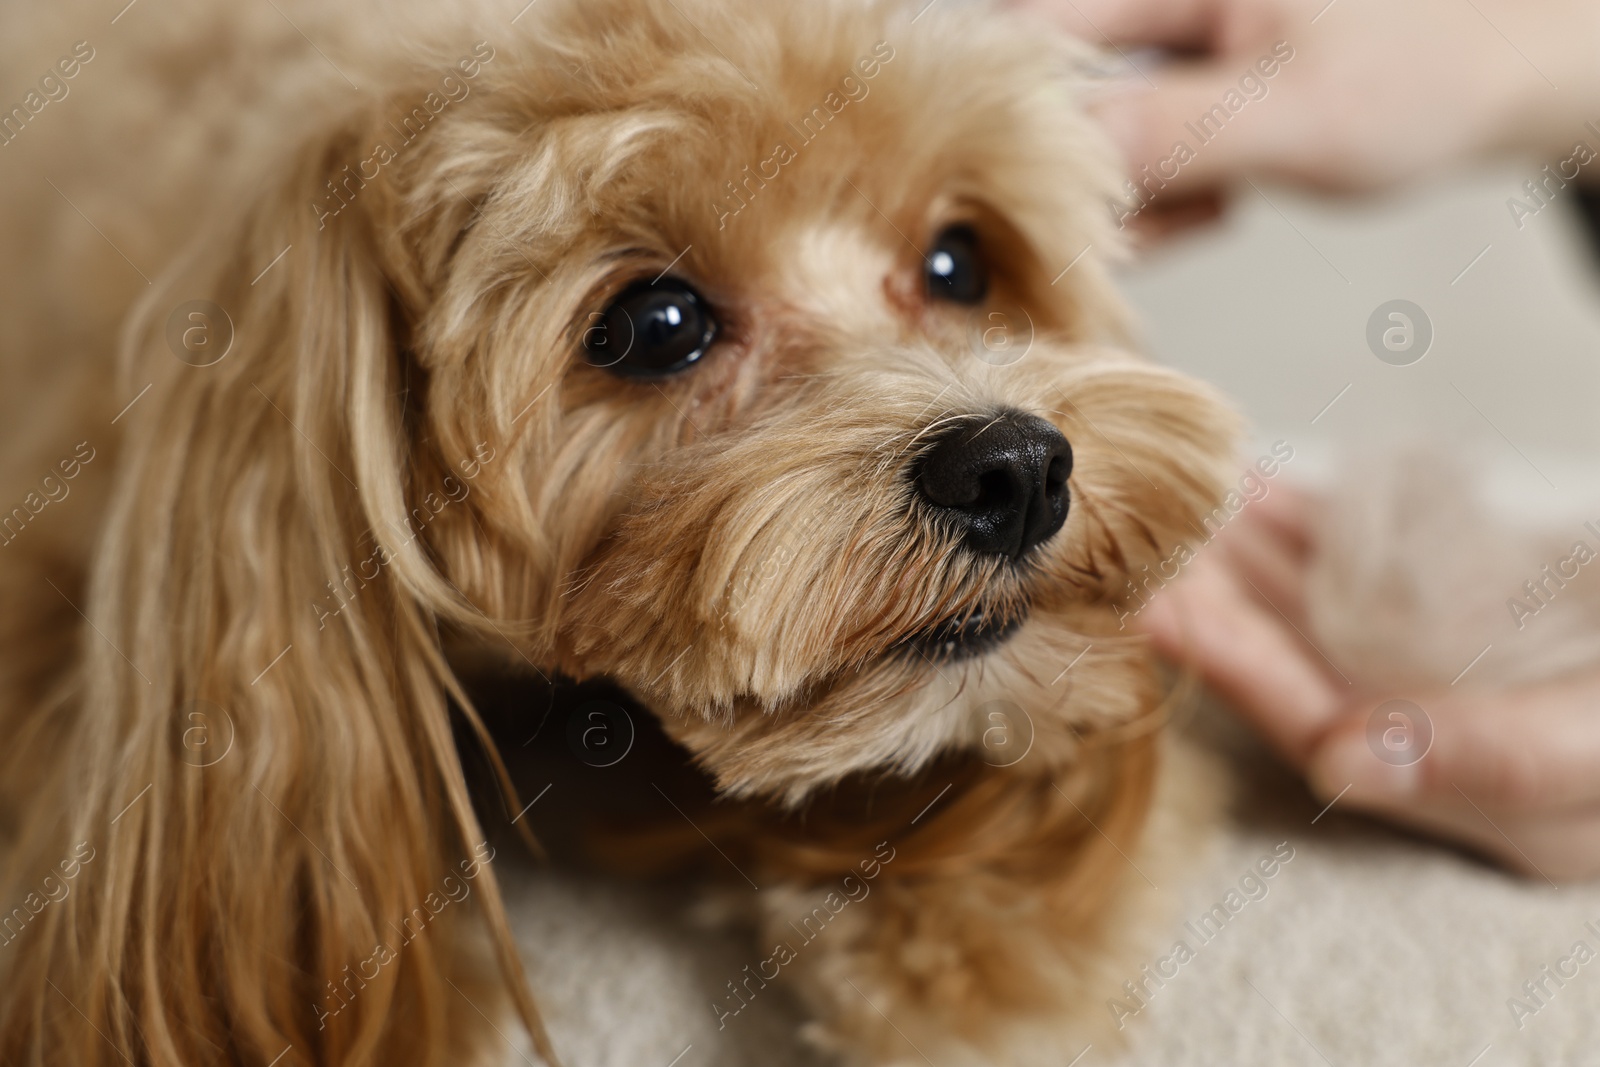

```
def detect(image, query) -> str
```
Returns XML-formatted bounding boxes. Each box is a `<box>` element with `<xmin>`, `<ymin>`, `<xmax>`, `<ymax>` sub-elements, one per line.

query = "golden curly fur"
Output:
<box><xmin>0</xmin><ymin>0</ymin><xmax>1237</xmax><ymax>1063</ymax></box>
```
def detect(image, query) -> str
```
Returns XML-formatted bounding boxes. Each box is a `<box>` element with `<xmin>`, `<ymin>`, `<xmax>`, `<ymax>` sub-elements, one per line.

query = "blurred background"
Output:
<box><xmin>1121</xmin><ymin>166</ymin><xmax>1600</xmax><ymax>520</ymax></box>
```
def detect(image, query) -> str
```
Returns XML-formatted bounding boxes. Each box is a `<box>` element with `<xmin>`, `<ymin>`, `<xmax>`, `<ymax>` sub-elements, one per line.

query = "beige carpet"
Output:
<box><xmin>495</xmin><ymin>701</ymin><xmax>1600</xmax><ymax>1067</ymax></box>
<box><xmin>1106</xmin><ymin>707</ymin><xmax>1600</xmax><ymax>1067</ymax></box>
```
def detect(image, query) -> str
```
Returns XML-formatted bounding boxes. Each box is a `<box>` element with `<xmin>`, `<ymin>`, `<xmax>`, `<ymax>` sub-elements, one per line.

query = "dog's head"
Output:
<box><xmin>407</xmin><ymin>0</ymin><xmax>1238</xmax><ymax>802</ymax></box>
<box><xmin>9</xmin><ymin>0</ymin><xmax>1234</xmax><ymax>1063</ymax></box>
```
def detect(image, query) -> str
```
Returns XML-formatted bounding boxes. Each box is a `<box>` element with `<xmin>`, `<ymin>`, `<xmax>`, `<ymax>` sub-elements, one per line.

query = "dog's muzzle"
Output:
<box><xmin>914</xmin><ymin>410</ymin><xmax>1072</xmax><ymax>561</ymax></box>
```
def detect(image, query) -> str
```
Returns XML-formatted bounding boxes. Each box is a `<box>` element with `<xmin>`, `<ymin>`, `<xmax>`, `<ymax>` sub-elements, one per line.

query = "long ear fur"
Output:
<box><xmin>0</xmin><ymin>99</ymin><xmax>554</xmax><ymax>1067</ymax></box>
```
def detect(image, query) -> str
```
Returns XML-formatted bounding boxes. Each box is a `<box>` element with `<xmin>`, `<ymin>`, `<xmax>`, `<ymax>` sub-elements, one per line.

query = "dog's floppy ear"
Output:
<box><xmin>0</xmin><ymin>100</ymin><xmax>554</xmax><ymax>1066</ymax></box>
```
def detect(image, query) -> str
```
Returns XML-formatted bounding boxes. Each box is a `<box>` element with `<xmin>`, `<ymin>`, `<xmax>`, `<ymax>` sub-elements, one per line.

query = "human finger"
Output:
<box><xmin>1138</xmin><ymin>548</ymin><xmax>1346</xmax><ymax>764</ymax></box>
<box><xmin>1309</xmin><ymin>677</ymin><xmax>1600</xmax><ymax>815</ymax></box>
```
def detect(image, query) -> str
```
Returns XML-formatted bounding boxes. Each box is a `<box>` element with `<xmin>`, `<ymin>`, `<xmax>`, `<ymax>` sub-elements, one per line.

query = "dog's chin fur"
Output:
<box><xmin>0</xmin><ymin>0</ymin><xmax>1237</xmax><ymax>1063</ymax></box>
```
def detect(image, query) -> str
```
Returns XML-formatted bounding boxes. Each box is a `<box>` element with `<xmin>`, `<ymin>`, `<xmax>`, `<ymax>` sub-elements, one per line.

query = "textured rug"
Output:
<box><xmin>495</xmin><ymin>701</ymin><xmax>1600</xmax><ymax>1067</ymax></box>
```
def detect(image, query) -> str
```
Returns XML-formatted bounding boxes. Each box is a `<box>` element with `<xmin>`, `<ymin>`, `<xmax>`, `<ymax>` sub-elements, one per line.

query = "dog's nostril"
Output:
<box><xmin>915</xmin><ymin>411</ymin><xmax>1073</xmax><ymax>560</ymax></box>
<box><xmin>1044</xmin><ymin>454</ymin><xmax>1069</xmax><ymax>494</ymax></box>
<box><xmin>974</xmin><ymin>469</ymin><xmax>1016</xmax><ymax>511</ymax></box>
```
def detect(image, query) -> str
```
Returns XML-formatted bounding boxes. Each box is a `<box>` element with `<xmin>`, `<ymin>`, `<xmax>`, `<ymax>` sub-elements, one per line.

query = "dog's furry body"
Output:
<box><xmin>0</xmin><ymin>1</ymin><xmax>1235</xmax><ymax>1064</ymax></box>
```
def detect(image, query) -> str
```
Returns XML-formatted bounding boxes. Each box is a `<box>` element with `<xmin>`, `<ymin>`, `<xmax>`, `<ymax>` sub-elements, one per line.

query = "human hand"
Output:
<box><xmin>1137</xmin><ymin>484</ymin><xmax>1600</xmax><ymax>883</ymax></box>
<box><xmin>1012</xmin><ymin>0</ymin><xmax>1600</xmax><ymax>224</ymax></box>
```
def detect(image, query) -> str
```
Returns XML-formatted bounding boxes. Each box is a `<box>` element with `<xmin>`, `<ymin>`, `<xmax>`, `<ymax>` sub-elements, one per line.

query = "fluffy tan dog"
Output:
<box><xmin>0</xmin><ymin>0</ymin><xmax>1236</xmax><ymax>1063</ymax></box>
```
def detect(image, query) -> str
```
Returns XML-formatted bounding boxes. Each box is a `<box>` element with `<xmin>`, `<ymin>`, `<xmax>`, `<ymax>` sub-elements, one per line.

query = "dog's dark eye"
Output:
<box><xmin>925</xmin><ymin>225</ymin><xmax>988</xmax><ymax>304</ymax></box>
<box><xmin>583</xmin><ymin>277</ymin><xmax>717</xmax><ymax>377</ymax></box>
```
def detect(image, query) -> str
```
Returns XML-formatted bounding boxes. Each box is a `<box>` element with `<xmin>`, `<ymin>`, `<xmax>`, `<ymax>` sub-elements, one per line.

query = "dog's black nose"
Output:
<box><xmin>915</xmin><ymin>412</ymin><xmax>1072</xmax><ymax>560</ymax></box>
